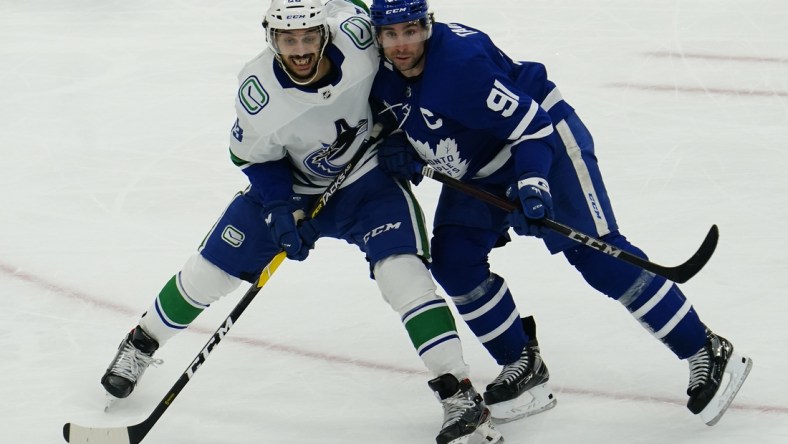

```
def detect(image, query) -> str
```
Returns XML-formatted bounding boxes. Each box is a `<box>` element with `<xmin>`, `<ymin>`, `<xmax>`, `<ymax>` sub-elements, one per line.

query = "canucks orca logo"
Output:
<box><xmin>304</xmin><ymin>119</ymin><xmax>368</xmax><ymax>177</ymax></box>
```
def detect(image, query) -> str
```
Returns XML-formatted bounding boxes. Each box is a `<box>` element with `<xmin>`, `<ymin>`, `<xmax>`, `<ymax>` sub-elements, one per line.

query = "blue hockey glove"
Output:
<box><xmin>505</xmin><ymin>173</ymin><xmax>554</xmax><ymax>238</ymax></box>
<box><xmin>377</xmin><ymin>132</ymin><xmax>424</xmax><ymax>185</ymax></box>
<box><xmin>263</xmin><ymin>201</ymin><xmax>320</xmax><ymax>261</ymax></box>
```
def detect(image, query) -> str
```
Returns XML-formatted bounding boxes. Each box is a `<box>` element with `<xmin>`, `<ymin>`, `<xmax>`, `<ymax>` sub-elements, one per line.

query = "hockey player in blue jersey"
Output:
<box><xmin>369</xmin><ymin>0</ymin><xmax>752</xmax><ymax>426</ymax></box>
<box><xmin>99</xmin><ymin>1</ymin><xmax>502</xmax><ymax>443</ymax></box>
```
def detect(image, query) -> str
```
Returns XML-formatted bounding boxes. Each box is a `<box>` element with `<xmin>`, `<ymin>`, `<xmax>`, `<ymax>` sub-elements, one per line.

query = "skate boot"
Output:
<box><xmin>101</xmin><ymin>326</ymin><xmax>163</xmax><ymax>400</ymax></box>
<box><xmin>686</xmin><ymin>329</ymin><xmax>752</xmax><ymax>426</ymax></box>
<box><xmin>428</xmin><ymin>374</ymin><xmax>503</xmax><ymax>444</ymax></box>
<box><xmin>483</xmin><ymin>317</ymin><xmax>556</xmax><ymax>423</ymax></box>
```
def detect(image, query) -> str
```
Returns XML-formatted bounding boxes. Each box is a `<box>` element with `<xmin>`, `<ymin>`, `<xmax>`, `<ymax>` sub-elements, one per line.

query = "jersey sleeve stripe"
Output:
<box><xmin>509</xmin><ymin>124</ymin><xmax>554</xmax><ymax>146</ymax></box>
<box><xmin>473</xmin><ymin>146</ymin><xmax>512</xmax><ymax>179</ymax></box>
<box><xmin>507</xmin><ymin>99</ymin><xmax>539</xmax><ymax>140</ymax></box>
<box><xmin>474</xmin><ymin>124</ymin><xmax>554</xmax><ymax>180</ymax></box>
<box><xmin>229</xmin><ymin>148</ymin><xmax>250</xmax><ymax>167</ymax></box>
<box><xmin>541</xmin><ymin>87</ymin><xmax>564</xmax><ymax>112</ymax></box>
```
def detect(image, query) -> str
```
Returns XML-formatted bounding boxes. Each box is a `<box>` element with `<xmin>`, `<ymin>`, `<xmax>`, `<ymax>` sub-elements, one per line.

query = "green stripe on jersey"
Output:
<box><xmin>404</xmin><ymin>305</ymin><xmax>457</xmax><ymax>350</ymax></box>
<box><xmin>157</xmin><ymin>276</ymin><xmax>205</xmax><ymax>326</ymax></box>
<box><xmin>229</xmin><ymin>148</ymin><xmax>249</xmax><ymax>167</ymax></box>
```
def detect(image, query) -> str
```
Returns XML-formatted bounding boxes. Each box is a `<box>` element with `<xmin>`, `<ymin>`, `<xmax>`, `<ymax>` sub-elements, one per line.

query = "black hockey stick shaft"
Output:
<box><xmin>419</xmin><ymin>166</ymin><xmax>718</xmax><ymax>284</ymax></box>
<box><xmin>63</xmin><ymin>124</ymin><xmax>385</xmax><ymax>444</ymax></box>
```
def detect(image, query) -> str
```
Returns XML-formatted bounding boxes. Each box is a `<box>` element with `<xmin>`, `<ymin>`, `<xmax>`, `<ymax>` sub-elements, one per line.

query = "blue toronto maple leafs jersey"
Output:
<box><xmin>371</xmin><ymin>22</ymin><xmax>575</xmax><ymax>182</ymax></box>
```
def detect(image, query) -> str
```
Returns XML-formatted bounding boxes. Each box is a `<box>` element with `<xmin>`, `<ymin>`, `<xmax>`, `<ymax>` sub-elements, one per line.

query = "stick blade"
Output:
<box><xmin>665</xmin><ymin>224</ymin><xmax>719</xmax><ymax>284</ymax></box>
<box><xmin>63</xmin><ymin>422</ymin><xmax>132</xmax><ymax>444</ymax></box>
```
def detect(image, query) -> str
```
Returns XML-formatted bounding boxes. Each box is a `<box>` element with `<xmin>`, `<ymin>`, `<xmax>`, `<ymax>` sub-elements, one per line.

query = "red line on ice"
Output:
<box><xmin>607</xmin><ymin>82</ymin><xmax>788</xmax><ymax>98</ymax></box>
<box><xmin>645</xmin><ymin>50</ymin><xmax>788</xmax><ymax>65</ymax></box>
<box><xmin>3</xmin><ymin>260</ymin><xmax>786</xmax><ymax>416</ymax></box>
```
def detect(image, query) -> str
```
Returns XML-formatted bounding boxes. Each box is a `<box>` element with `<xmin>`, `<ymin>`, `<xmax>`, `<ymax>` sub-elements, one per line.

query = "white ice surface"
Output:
<box><xmin>1</xmin><ymin>1</ymin><xmax>787</xmax><ymax>443</ymax></box>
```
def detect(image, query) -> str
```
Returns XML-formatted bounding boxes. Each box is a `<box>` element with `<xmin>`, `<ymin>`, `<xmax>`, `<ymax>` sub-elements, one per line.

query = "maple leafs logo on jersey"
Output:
<box><xmin>304</xmin><ymin>119</ymin><xmax>368</xmax><ymax>177</ymax></box>
<box><xmin>407</xmin><ymin>135</ymin><xmax>469</xmax><ymax>178</ymax></box>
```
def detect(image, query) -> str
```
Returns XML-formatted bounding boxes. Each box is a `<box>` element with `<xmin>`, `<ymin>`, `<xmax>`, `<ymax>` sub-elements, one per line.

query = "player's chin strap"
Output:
<box><xmin>62</xmin><ymin>123</ymin><xmax>387</xmax><ymax>444</ymax></box>
<box><xmin>418</xmin><ymin>165</ymin><xmax>718</xmax><ymax>284</ymax></box>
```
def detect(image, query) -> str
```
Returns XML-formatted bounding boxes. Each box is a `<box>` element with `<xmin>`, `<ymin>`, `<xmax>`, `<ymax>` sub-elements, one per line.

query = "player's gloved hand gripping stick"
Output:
<box><xmin>418</xmin><ymin>165</ymin><xmax>718</xmax><ymax>284</ymax></box>
<box><xmin>63</xmin><ymin>124</ymin><xmax>386</xmax><ymax>444</ymax></box>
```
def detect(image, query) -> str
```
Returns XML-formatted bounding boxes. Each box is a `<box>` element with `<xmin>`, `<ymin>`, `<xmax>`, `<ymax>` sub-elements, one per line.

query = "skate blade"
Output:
<box><xmin>489</xmin><ymin>382</ymin><xmax>557</xmax><ymax>424</ymax></box>
<box><xmin>700</xmin><ymin>352</ymin><xmax>753</xmax><ymax>426</ymax></box>
<box><xmin>447</xmin><ymin>419</ymin><xmax>504</xmax><ymax>444</ymax></box>
<box><xmin>104</xmin><ymin>392</ymin><xmax>122</xmax><ymax>412</ymax></box>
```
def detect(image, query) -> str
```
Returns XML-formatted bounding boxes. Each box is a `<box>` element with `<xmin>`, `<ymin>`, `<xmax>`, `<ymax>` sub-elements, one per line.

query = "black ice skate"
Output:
<box><xmin>686</xmin><ymin>329</ymin><xmax>752</xmax><ymax>426</ymax></box>
<box><xmin>428</xmin><ymin>374</ymin><xmax>503</xmax><ymax>444</ymax></box>
<box><xmin>483</xmin><ymin>316</ymin><xmax>556</xmax><ymax>423</ymax></box>
<box><xmin>101</xmin><ymin>327</ymin><xmax>163</xmax><ymax>402</ymax></box>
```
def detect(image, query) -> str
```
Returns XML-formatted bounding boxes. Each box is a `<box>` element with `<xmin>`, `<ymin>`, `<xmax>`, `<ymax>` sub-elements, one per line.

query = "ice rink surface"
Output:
<box><xmin>1</xmin><ymin>0</ymin><xmax>787</xmax><ymax>442</ymax></box>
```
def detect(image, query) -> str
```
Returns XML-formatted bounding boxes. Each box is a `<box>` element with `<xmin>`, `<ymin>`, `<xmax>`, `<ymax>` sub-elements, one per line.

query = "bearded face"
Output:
<box><xmin>272</xmin><ymin>27</ymin><xmax>326</xmax><ymax>82</ymax></box>
<box><xmin>377</xmin><ymin>21</ymin><xmax>429</xmax><ymax>77</ymax></box>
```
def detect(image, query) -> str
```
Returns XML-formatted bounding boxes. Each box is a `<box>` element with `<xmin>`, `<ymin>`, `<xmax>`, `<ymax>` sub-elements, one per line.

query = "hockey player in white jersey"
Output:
<box><xmin>100</xmin><ymin>1</ymin><xmax>501</xmax><ymax>443</ymax></box>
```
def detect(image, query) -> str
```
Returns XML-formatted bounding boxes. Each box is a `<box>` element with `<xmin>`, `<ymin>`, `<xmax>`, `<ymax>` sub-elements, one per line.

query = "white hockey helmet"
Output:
<box><xmin>263</xmin><ymin>0</ymin><xmax>330</xmax><ymax>53</ymax></box>
<box><xmin>263</xmin><ymin>0</ymin><xmax>331</xmax><ymax>84</ymax></box>
<box><xmin>265</xmin><ymin>0</ymin><xmax>326</xmax><ymax>28</ymax></box>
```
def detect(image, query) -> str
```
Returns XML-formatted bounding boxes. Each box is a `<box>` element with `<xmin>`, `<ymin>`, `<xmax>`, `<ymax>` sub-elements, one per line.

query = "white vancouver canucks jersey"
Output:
<box><xmin>229</xmin><ymin>0</ymin><xmax>378</xmax><ymax>195</ymax></box>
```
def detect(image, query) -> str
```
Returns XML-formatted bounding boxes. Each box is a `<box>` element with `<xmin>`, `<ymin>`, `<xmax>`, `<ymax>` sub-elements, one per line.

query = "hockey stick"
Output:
<box><xmin>419</xmin><ymin>166</ymin><xmax>718</xmax><ymax>284</ymax></box>
<box><xmin>63</xmin><ymin>123</ymin><xmax>385</xmax><ymax>444</ymax></box>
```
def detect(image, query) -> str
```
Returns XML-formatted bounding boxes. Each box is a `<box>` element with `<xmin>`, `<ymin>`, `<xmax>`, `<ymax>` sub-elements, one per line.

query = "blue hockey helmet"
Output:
<box><xmin>370</xmin><ymin>0</ymin><xmax>430</xmax><ymax>27</ymax></box>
